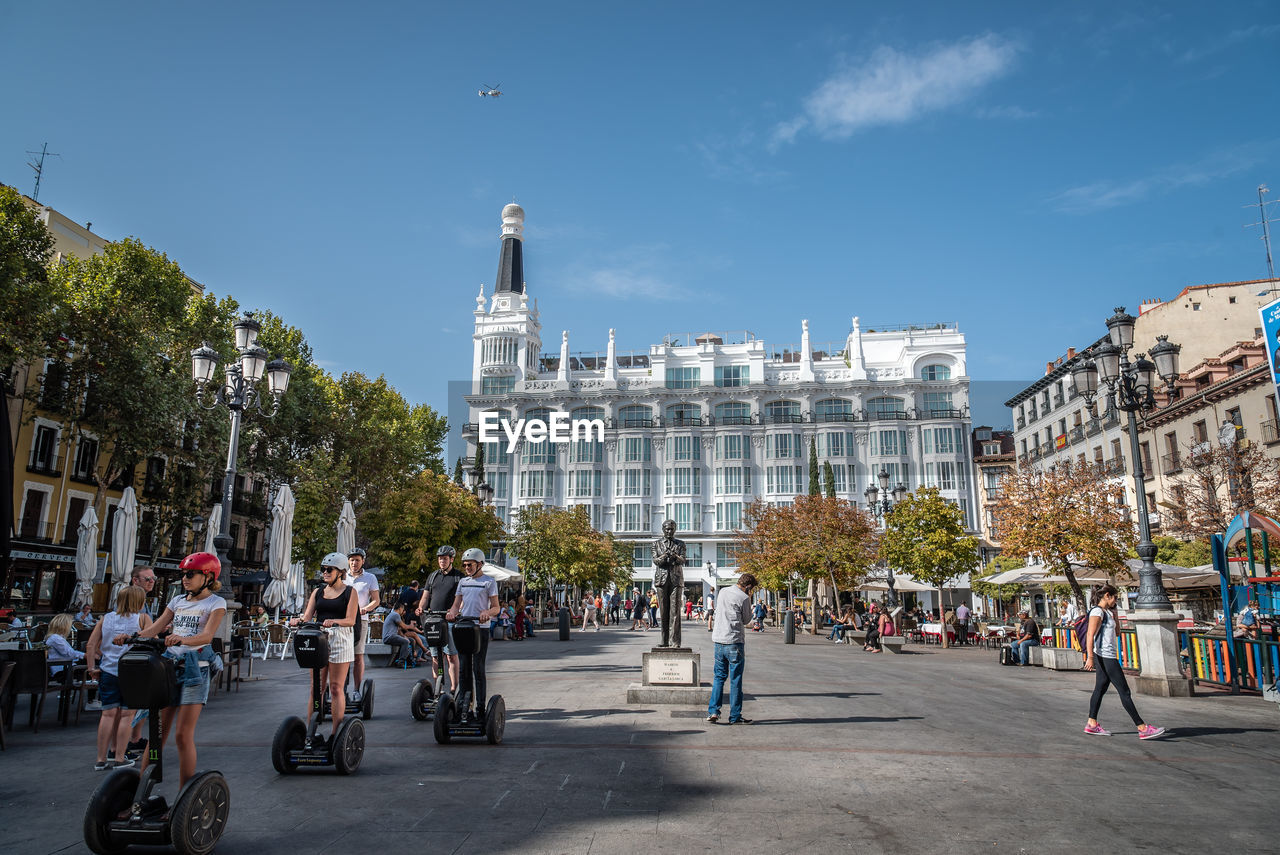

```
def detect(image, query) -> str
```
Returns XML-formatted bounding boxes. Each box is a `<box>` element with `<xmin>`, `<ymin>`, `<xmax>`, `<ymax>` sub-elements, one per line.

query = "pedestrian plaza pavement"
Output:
<box><xmin>4</xmin><ymin>621</ymin><xmax>1279</xmax><ymax>855</ymax></box>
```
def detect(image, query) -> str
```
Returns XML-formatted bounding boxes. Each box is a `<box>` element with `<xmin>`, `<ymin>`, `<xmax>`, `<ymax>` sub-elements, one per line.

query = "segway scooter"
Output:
<box><xmin>410</xmin><ymin>611</ymin><xmax>451</xmax><ymax>721</ymax></box>
<box><xmin>432</xmin><ymin>618</ymin><xmax>505</xmax><ymax>744</ymax></box>
<box><xmin>271</xmin><ymin>623</ymin><xmax>366</xmax><ymax>775</ymax></box>
<box><xmin>83</xmin><ymin>636</ymin><xmax>230</xmax><ymax>855</ymax></box>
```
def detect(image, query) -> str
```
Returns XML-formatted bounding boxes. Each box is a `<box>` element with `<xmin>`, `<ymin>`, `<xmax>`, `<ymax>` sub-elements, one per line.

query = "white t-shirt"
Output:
<box><xmin>1089</xmin><ymin>606</ymin><xmax>1118</xmax><ymax>659</ymax></box>
<box><xmin>167</xmin><ymin>593</ymin><xmax>228</xmax><ymax>655</ymax></box>
<box><xmin>457</xmin><ymin>574</ymin><xmax>498</xmax><ymax>628</ymax></box>
<box><xmin>345</xmin><ymin>572</ymin><xmax>379</xmax><ymax>610</ymax></box>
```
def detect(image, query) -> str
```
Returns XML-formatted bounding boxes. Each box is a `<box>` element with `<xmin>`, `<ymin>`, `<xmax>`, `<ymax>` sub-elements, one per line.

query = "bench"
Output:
<box><xmin>882</xmin><ymin>636</ymin><xmax>906</xmax><ymax>654</ymax></box>
<box><xmin>1028</xmin><ymin>645</ymin><xmax>1044</xmax><ymax>666</ymax></box>
<box><xmin>364</xmin><ymin>642</ymin><xmax>394</xmax><ymax>667</ymax></box>
<box><xmin>1041</xmin><ymin>647</ymin><xmax>1084</xmax><ymax>670</ymax></box>
<box><xmin>847</xmin><ymin>630</ymin><xmax>868</xmax><ymax>646</ymax></box>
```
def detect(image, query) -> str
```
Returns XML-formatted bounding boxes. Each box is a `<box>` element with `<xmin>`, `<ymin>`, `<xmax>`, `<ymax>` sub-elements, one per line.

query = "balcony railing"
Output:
<box><xmin>1086</xmin><ymin>421</ymin><xmax>1102</xmax><ymax>437</ymax></box>
<box><xmin>1016</xmin><ymin>416</ymin><xmax>1026</xmax><ymax>430</ymax></box>
<box><xmin>1068</xmin><ymin>425</ymin><xmax>1085</xmax><ymax>444</ymax></box>
<box><xmin>13</xmin><ymin>520</ymin><xmax>77</xmax><ymax>545</ymax></box>
<box><xmin>26</xmin><ymin>461</ymin><xmax>61</xmax><ymax>478</ymax></box>
<box><xmin>1161</xmin><ymin>452</ymin><xmax>1182</xmax><ymax>475</ymax></box>
<box><xmin>1262</xmin><ymin>420</ymin><xmax>1280</xmax><ymax>444</ymax></box>
<box><xmin>1053</xmin><ymin>393</ymin><xmax>1065</xmax><ymax>407</ymax></box>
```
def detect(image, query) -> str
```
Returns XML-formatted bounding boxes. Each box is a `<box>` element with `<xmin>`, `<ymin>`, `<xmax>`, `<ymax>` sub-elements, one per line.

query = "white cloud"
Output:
<box><xmin>1051</xmin><ymin>144</ymin><xmax>1270</xmax><ymax>213</ymax></box>
<box><xmin>772</xmin><ymin>34</ymin><xmax>1020</xmax><ymax>146</ymax></box>
<box><xmin>558</xmin><ymin>246</ymin><xmax>683</xmax><ymax>302</ymax></box>
<box><xmin>974</xmin><ymin>104</ymin><xmax>1039</xmax><ymax>120</ymax></box>
<box><xmin>1177</xmin><ymin>24</ymin><xmax>1280</xmax><ymax>63</ymax></box>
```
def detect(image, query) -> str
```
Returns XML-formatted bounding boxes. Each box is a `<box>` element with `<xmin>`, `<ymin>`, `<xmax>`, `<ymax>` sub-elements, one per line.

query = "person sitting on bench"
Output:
<box><xmin>382</xmin><ymin>602</ymin><xmax>424</xmax><ymax>667</ymax></box>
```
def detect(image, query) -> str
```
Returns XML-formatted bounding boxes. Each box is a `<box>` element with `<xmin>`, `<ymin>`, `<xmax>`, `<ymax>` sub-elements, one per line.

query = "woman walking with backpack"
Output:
<box><xmin>1083</xmin><ymin>584</ymin><xmax>1165</xmax><ymax>740</ymax></box>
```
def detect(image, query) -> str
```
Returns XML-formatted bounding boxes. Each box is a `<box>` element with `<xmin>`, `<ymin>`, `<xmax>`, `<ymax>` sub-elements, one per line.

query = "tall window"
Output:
<box><xmin>664</xmin><ymin>367</ymin><xmax>700</xmax><ymax>389</ymax></box>
<box><xmin>817</xmin><ymin>431</ymin><xmax>850</xmax><ymax>457</ymax></box>
<box><xmin>31</xmin><ymin>425</ymin><xmax>58</xmax><ymax>471</ymax></box>
<box><xmin>715</xmin><ymin>434</ymin><xmax>750</xmax><ymax>460</ymax></box>
<box><xmin>765</xmin><ymin>400</ymin><xmax>801</xmax><ymax>423</ymax></box>
<box><xmin>632</xmin><ymin>544</ymin><xmax>654</xmax><ymax>568</ymax></box>
<box><xmin>714</xmin><ymin>466</ymin><xmax>752</xmax><ymax>494</ymax></box>
<box><xmin>714</xmin><ymin>365</ymin><xmax>749</xmax><ymax>387</ymax></box>
<box><xmin>669</xmin><ymin>435</ymin><xmax>701</xmax><ymax>461</ymax></box>
<box><xmin>621</xmin><ymin>437</ymin><xmax>652</xmax><ymax>462</ymax></box>
<box><xmin>715</xmin><ymin>503</ymin><xmax>743</xmax><ymax>532</ymax></box>
<box><xmin>490</xmin><ymin>471</ymin><xmax>510</xmax><ymax>500</ymax></box>
<box><xmin>664</xmin><ymin>467</ymin><xmax>701</xmax><ymax>495</ymax></box>
<box><xmin>869</xmin><ymin>430</ymin><xmax>906</xmax><ymax>456</ymax></box>
<box><xmin>714</xmin><ymin>401</ymin><xmax>751</xmax><ymax>424</ymax></box>
<box><xmin>920</xmin><ymin>364</ymin><xmax>951</xmax><ymax>380</ymax></box>
<box><xmin>615</xmin><ymin>503</ymin><xmax>651</xmax><ymax>532</ymax></box>
<box><xmin>922</xmin><ymin>427</ymin><xmax>957</xmax><ymax>454</ymax></box>
<box><xmin>571</xmin><ymin>405</ymin><xmax>605</xmax><ymax>422</ymax></box>
<box><xmin>618</xmin><ymin>405</ymin><xmax>653</xmax><ymax>428</ymax></box>
<box><xmin>616</xmin><ymin>468</ymin><xmax>652</xmax><ymax>497</ymax></box>
<box><xmin>482</xmin><ymin>441</ymin><xmax>511</xmax><ymax>466</ymax></box>
<box><xmin>666</xmin><ymin>403</ymin><xmax>701</xmax><ymax>425</ymax></box>
<box><xmin>481</xmin><ymin>336</ymin><xmax>517</xmax><ymax>366</ymax></box>
<box><xmin>521</xmin><ymin>440</ymin><xmax>556</xmax><ymax>464</ymax></box>
<box><xmin>717</xmin><ymin>542</ymin><xmax>740</xmax><ymax>565</ymax></box>
<box><xmin>921</xmin><ymin>392</ymin><xmax>954</xmax><ymax>416</ymax></box>
<box><xmin>867</xmin><ymin>397</ymin><xmax>905</xmax><ymax>419</ymax></box>
<box><xmin>519</xmin><ymin>470</ymin><xmax>555</xmax><ymax>498</ymax></box>
<box><xmin>568</xmin><ymin>470</ymin><xmax>602</xmax><ymax>498</ymax></box>
<box><xmin>567</xmin><ymin>438</ymin><xmax>603</xmax><ymax>464</ymax></box>
<box><xmin>664</xmin><ymin>502</ymin><xmax>702</xmax><ymax>532</ymax></box>
<box><xmin>767</xmin><ymin>433</ymin><xmax>800</xmax><ymax>459</ymax></box>
<box><xmin>815</xmin><ymin>398</ymin><xmax>853</xmax><ymax>421</ymax></box>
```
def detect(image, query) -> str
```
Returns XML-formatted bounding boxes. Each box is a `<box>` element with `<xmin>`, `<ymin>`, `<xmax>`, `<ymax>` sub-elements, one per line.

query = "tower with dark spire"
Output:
<box><xmin>471</xmin><ymin>203</ymin><xmax>541</xmax><ymax>395</ymax></box>
<box><xmin>495</xmin><ymin>202</ymin><xmax>525</xmax><ymax>294</ymax></box>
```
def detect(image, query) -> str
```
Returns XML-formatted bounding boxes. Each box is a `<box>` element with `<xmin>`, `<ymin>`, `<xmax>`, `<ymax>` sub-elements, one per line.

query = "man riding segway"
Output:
<box><xmin>434</xmin><ymin>548</ymin><xmax>505</xmax><ymax>744</ymax></box>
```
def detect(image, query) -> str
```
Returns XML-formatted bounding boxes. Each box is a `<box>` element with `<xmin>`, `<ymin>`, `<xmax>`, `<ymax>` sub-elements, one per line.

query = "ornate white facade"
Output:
<box><xmin>464</xmin><ymin>204</ymin><xmax>976</xmax><ymax>586</ymax></box>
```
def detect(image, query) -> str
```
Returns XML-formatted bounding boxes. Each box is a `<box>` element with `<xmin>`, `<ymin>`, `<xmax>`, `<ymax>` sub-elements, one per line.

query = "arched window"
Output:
<box><xmin>814</xmin><ymin>398</ymin><xmax>853</xmax><ymax>422</ymax></box>
<box><xmin>866</xmin><ymin>397</ymin><xmax>906</xmax><ymax>420</ymax></box>
<box><xmin>525</xmin><ymin>407</ymin><xmax>552</xmax><ymax>423</ymax></box>
<box><xmin>571</xmin><ymin>406</ymin><xmax>605</xmax><ymax>421</ymax></box>
<box><xmin>715</xmin><ymin>401</ymin><xmax>752</xmax><ymax>425</ymax></box>
<box><xmin>666</xmin><ymin>403</ymin><xmax>702</xmax><ymax>426</ymax></box>
<box><xmin>920</xmin><ymin>364</ymin><xmax>951</xmax><ymax>381</ymax></box>
<box><xmin>618</xmin><ymin>405</ymin><xmax>653</xmax><ymax>428</ymax></box>
<box><xmin>764</xmin><ymin>400</ymin><xmax>801</xmax><ymax>424</ymax></box>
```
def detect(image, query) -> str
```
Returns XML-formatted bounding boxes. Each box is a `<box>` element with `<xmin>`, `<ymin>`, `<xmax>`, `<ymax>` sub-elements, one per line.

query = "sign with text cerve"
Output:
<box><xmin>1261</xmin><ymin>297</ymin><xmax>1280</xmax><ymax>399</ymax></box>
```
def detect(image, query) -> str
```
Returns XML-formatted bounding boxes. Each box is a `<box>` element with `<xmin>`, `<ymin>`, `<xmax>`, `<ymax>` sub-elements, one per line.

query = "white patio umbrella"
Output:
<box><xmin>336</xmin><ymin>499</ymin><xmax>356</xmax><ymax>557</ymax></box>
<box><xmin>71</xmin><ymin>505</ymin><xmax>100</xmax><ymax>610</ymax></box>
<box><xmin>263</xmin><ymin>485</ymin><xmax>296</xmax><ymax>620</ymax></box>
<box><xmin>203</xmin><ymin>504</ymin><xmax>222</xmax><ymax>553</ymax></box>
<box><xmin>108</xmin><ymin>487</ymin><xmax>138</xmax><ymax>609</ymax></box>
<box><xmin>858</xmin><ymin>575</ymin><xmax>936</xmax><ymax>593</ymax></box>
<box><xmin>483</xmin><ymin>565</ymin><xmax>522</xmax><ymax>583</ymax></box>
<box><xmin>287</xmin><ymin>560</ymin><xmax>308</xmax><ymax>612</ymax></box>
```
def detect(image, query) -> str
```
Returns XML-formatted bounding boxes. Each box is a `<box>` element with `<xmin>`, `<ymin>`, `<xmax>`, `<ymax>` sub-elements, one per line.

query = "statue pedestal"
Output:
<box><xmin>1131</xmin><ymin>611</ymin><xmax>1192</xmax><ymax>698</ymax></box>
<box><xmin>627</xmin><ymin>647</ymin><xmax>711</xmax><ymax>705</ymax></box>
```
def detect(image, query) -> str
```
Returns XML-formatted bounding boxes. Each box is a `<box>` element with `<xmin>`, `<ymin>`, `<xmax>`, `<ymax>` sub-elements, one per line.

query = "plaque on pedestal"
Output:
<box><xmin>629</xmin><ymin>647</ymin><xmax>711</xmax><ymax>705</ymax></box>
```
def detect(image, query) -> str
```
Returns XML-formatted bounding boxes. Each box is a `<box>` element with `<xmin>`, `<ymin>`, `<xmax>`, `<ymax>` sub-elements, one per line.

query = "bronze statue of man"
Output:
<box><xmin>652</xmin><ymin>519</ymin><xmax>687</xmax><ymax>648</ymax></box>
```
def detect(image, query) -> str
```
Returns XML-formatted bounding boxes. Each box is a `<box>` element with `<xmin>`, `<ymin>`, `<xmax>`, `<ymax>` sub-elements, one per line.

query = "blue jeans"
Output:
<box><xmin>1014</xmin><ymin>639</ymin><xmax>1039</xmax><ymax>665</ymax></box>
<box><xmin>708</xmin><ymin>642</ymin><xmax>746</xmax><ymax>721</ymax></box>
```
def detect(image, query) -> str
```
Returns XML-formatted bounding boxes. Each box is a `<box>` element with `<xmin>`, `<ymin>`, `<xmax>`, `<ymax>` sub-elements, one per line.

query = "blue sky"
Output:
<box><xmin>3</xmin><ymin>2</ymin><xmax>1278</xmax><ymax>454</ymax></box>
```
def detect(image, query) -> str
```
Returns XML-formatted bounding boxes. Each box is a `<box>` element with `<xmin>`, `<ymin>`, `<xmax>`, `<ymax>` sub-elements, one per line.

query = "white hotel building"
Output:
<box><xmin>463</xmin><ymin>204</ymin><xmax>977</xmax><ymax>589</ymax></box>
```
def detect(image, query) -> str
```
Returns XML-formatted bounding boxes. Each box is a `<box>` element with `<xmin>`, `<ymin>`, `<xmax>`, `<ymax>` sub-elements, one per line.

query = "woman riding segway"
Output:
<box><xmin>434</xmin><ymin>548</ymin><xmax>506</xmax><ymax>744</ymax></box>
<box><xmin>293</xmin><ymin>553</ymin><xmax>359</xmax><ymax>743</ymax></box>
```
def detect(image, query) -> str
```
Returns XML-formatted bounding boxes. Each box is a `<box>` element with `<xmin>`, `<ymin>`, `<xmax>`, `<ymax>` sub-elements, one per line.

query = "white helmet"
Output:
<box><xmin>461</xmin><ymin>547</ymin><xmax>486</xmax><ymax>563</ymax></box>
<box><xmin>321</xmin><ymin>552</ymin><xmax>348</xmax><ymax>570</ymax></box>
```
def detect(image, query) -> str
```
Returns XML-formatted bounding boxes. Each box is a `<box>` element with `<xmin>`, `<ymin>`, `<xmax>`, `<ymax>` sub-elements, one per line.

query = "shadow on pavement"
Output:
<box><xmin>749</xmin><ymin>715</ymin><xmax>924</xmax><ymax>726</ymax></box>
<box><xmin>752</xmin><ymin>691</ymin><xmax>881</xmax><ymax>699</ymax></box>
<box><xmin>1158</xmin><ymin>726</ymin><xmax>1279</xmax><ymax>739</ymax></box>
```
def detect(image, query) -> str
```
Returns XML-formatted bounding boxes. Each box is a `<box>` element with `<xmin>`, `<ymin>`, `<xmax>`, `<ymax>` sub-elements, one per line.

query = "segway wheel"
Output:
<box><xmin>334</xmin><ymin>717</ymin><xmax>366</xmax><ymax>775</ymax></box>
<box><xmin>485</xmin><ymin>695</ymin><xmax>506</xmax><ymax>745</ymax></box>
<box><xmin>361</xmin><ymin>679</ymin><xmax>375</xmax><ymax>720</ymax></box>
<box><xmin>83</xmin><ymin>767</ymin><xmax>140</xmax><ymax>855</ymax></box>
<box><xmin>410</xmin><ymin>678</ymin><xmax>435</xmax><ymax>721</ymax></box>
<box><xmin>271</xmin><ymin>716</ymin><xmax>307</xmax><ymax>774</ymax></box>
<box><xmin>169</xmin><ymin>770</ymin><xmax>230</xmax><ymax>855</ymax></box>
<box><xmin>434</xmin><ymin>694</ymin><xmax>455</xmax><ymax>744</ymax></box>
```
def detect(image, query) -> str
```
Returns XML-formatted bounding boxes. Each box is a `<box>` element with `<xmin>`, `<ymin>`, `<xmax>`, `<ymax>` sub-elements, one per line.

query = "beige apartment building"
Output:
<box><xmin>971</xmin><ymin>426</ymin><xmax>1015</xmax><ymax>569</ymax></box>
<box><xmin>5</xmin><ymin>189</ymin><xmax>269</xmax><ymax>612</ymax></box>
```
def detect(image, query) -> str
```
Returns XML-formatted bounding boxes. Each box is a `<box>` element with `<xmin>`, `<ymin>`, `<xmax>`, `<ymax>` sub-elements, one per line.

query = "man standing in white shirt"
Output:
<box><xmin>955</xmin><ymin>602</ymin><xmax>971</xmax><ymax>645</ymax></box>
<box><xmin>706</xmin><ymin>573</ymin><xmax>757</xmax><ymax>725</ymax></box>
<box><xmin>345</xmin><ymin>547</ymin><xmax>380</xmax><ymax>692</ymax></box>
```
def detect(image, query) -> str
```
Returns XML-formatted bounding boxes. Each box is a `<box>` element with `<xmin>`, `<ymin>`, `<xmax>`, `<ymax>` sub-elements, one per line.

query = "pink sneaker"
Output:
<box><xmin>1083</xmin><ymin>723</ymin><xmax>1111</xmax><ymax>736</ymax></box>
<box><xmin>1138</xmin><ymin>725</ymin><xmax>1166</xmax><ymax>740</ymax></box>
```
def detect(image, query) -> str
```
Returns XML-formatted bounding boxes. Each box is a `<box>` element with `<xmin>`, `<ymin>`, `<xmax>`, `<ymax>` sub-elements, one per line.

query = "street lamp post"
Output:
<box><xmin>191</xmin><ymin>313</ymin><xmax>293</xmax><ymax>579</ymax></box>
<box><xmin>864</xmin><ymin>469</ymin><xmax>908</xmax><ymax>607</ymax></box>
<box><xmin>1071</xmin><ymin>306</ymin><xmax>1189</xmax><ymax>697</ymax></box>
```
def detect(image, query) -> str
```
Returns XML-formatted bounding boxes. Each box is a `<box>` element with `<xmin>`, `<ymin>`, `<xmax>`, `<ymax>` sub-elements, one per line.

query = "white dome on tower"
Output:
<box><xmin>501</xmin><ymin>203</ymin><xmax>525</xmax><ymax>240</ymax></box>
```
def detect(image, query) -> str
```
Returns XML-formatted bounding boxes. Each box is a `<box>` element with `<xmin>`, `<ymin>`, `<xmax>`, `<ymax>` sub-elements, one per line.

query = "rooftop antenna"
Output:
<box><xmin>26</xmin><ymin>142</ymin><xmax>60</xmax><ymax>202</ymax></box>
<box><xmin>1246</xmin><ymin>184</ymin><xmax>1277</xmax><ymax>291</ymax></box>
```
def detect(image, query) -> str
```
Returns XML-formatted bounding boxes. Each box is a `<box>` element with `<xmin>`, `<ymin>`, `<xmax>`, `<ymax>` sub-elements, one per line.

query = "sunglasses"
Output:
<box><xmin>181</xmin><ymin>571</ymin><xmax>206</xmax><ymax>580</ymax></box>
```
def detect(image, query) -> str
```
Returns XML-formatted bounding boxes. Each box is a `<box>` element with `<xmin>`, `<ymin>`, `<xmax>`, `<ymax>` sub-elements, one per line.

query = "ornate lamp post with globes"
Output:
<box><xmin>190</xmin><ymin>313</ymin><xmax>293</xmax><ymax>578</ymax></box>
<box><xmin>865</xmin><ymin>469</ymin><xmax>908</xmax><ymax>607</ymax></box>
<box><xmin>1070</xmin><ymin>306</ymin><xmax>1189</xmax><ymax>696</ymax></box>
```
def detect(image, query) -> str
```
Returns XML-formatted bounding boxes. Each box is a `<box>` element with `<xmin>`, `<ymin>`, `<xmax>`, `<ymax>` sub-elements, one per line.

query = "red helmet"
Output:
<box><xmin>179</xmin><ymin>551</ymin><xmax>221</xmax><ymax>579</ymax></box>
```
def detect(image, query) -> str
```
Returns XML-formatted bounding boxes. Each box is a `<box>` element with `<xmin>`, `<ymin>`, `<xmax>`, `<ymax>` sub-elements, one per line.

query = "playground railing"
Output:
<box><xmin>1179</xmin><ymin>630</ymin><xmax>1280</xmax><ymax>691</ymax></box>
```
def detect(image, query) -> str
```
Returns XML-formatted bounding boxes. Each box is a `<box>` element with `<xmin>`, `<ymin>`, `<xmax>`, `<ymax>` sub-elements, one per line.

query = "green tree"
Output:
<box><xmin>47</xmin><ymin>239</ymin><xmax>232</xmax><ymax>538</ymax></box>
<box><xmin>808</xmin><ymin>437</ymin><xmax>820</xmax><ymax>496</ymax></box>
<box><xmin>453</xmin><ymin>457</ymin><xmax>465</xmax><ymax>486</ymax></box>
<box><xmin>880</xmin><ymin>487</ymin><xmax>979</xmax><ymax>647</ymax></box>
<box><xmin>822</xmin><ymin>461</ymin><xmax>836</xmax><ymax>499</ymax></box>
<box><xmin>361</xmin><ymin>471</ymin><xmax>504</xmax><ymax>587</ymax></box>
<box><xmin>473</xmin><ymin>443</ymin><xmax>485</xmax><ymax>485</ymax></box>
<box><xmin>510</xmin><ymin>504</ymin><xmax>623</xmax><ymax>605</ymax></box>
<box><xmin>0</xmin><ymin>186</ymin><xmax>57</xmax><ymax>370</ymax></box>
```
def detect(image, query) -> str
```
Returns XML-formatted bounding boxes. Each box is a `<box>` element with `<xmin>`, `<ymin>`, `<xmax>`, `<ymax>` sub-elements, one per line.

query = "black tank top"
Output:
<box><xmin>314</xmin><ymin>585</ymin><xmax>353</xmax><ymax>623</ymax></box>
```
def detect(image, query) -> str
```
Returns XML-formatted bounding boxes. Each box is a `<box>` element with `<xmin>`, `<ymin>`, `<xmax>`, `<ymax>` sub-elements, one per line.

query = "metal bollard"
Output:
<box><xmin>783</xmin><ymin>610</ymin><xmax>795</xmax><ymax>644</ymax></box>
<box><xmin>558</xmin><ymin>607</ymin><xmax>571</xmax><ymax>641</ymax></box>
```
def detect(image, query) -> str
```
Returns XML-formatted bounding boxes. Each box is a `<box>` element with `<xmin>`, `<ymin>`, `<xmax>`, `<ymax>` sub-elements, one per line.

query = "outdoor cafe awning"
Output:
<box><xmin>857</xmin><ymin>575</ymin><xmax>936</xmax><ymax>593</ymax></box>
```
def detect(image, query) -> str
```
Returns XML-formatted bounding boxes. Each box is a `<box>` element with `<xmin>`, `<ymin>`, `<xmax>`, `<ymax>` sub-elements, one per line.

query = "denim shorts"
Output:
<box><xmin>98</xmin><ymin>671</ymin><xmax>123</xmax><ymax>709</ymax></box>
<box><xmin>170</xmin><ymin>662</ymin><xmax>211</xmax><ymax>706</ymax></box>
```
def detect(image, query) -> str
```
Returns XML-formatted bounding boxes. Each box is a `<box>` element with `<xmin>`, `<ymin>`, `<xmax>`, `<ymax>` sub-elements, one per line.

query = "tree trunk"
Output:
<box><xmin>939</xmin><ymin>586</ymin><xmax>949</xmax><ymax>648</ymax></box>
